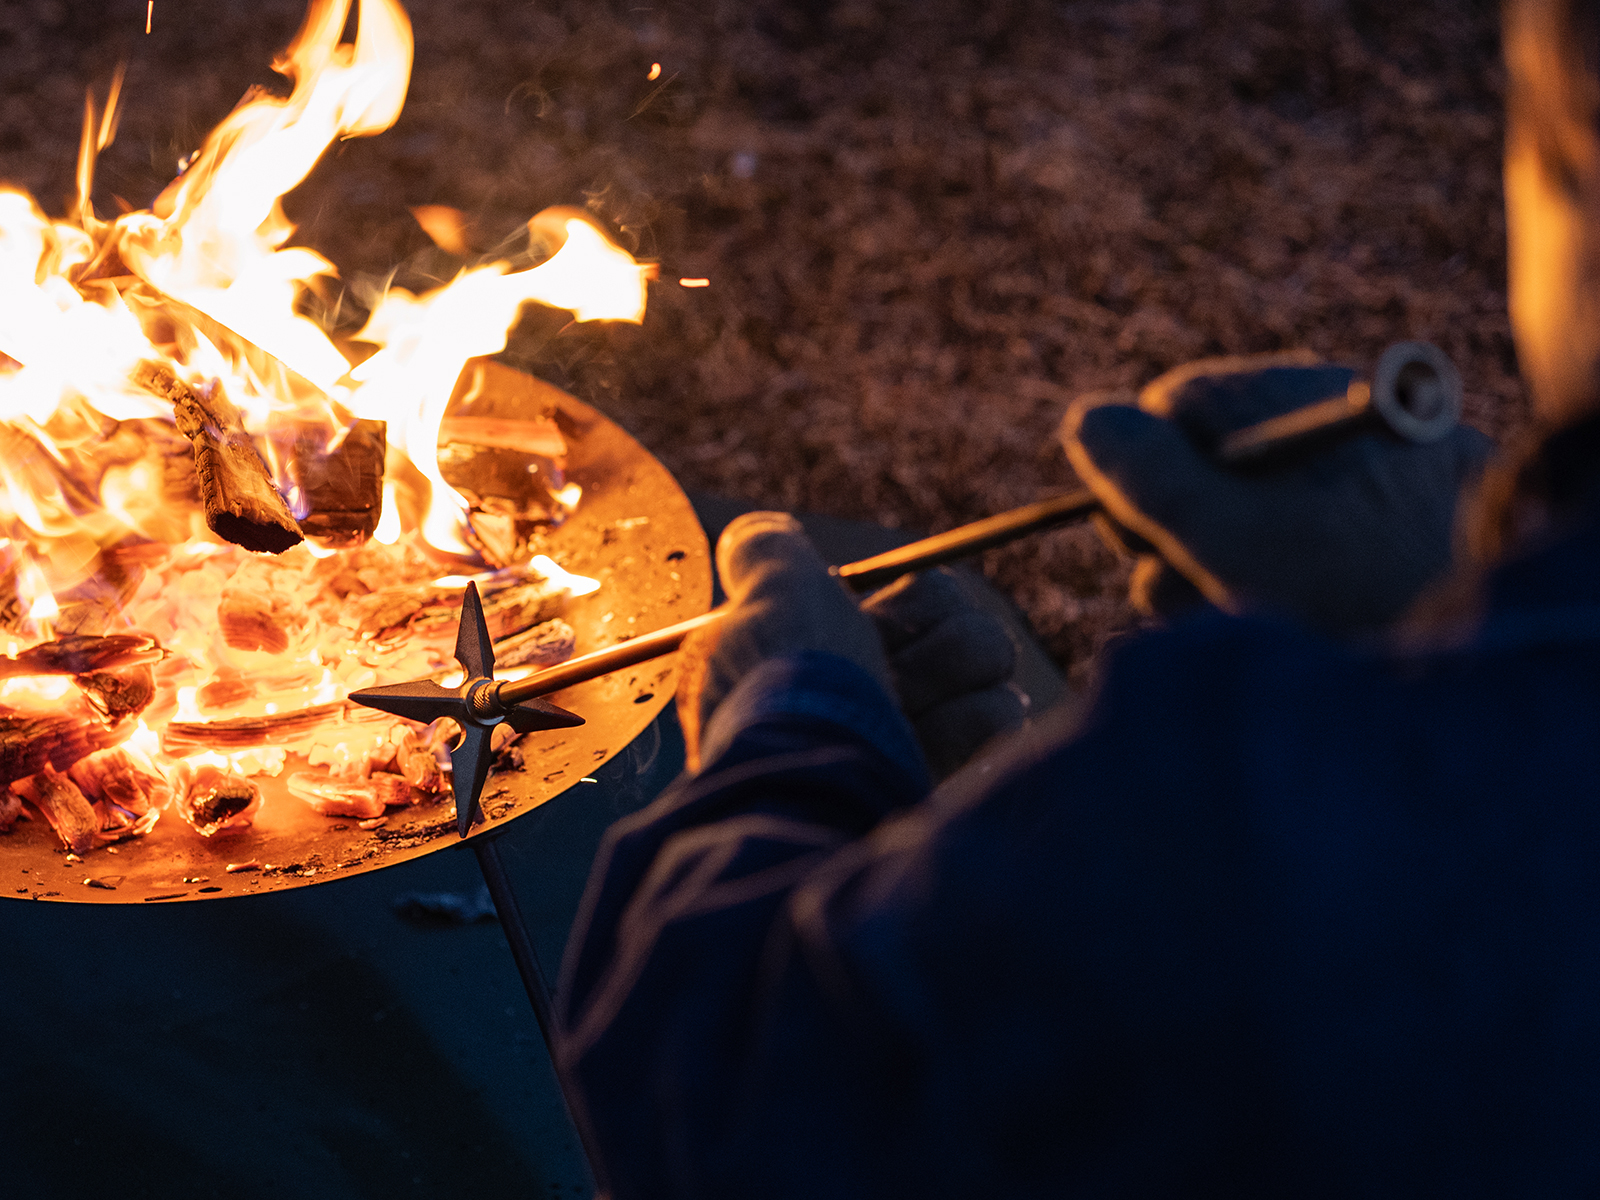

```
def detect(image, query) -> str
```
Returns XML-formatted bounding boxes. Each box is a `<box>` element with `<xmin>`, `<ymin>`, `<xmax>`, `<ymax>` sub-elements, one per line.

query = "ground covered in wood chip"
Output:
<box><xmin>1</xmin><ymin>0</ymin><xmax>1516</xmax><ymax>673</ymax></box>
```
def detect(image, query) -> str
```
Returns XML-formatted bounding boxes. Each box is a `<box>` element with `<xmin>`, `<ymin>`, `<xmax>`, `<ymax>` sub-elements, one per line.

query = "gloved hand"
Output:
<box><xmin>861</xmin><ymin>568</ymin><xmax>1027</xmax><ymax>779</ymax></box>
<box><xmin>1061</xmin><ymin>352</ymin><xmax>1496</xmax><ymax>635</ymax></box>
<box><xmin>676</xmin><ymin>512</ymin><xmax>892</xmax><ymax>772</ymax></box>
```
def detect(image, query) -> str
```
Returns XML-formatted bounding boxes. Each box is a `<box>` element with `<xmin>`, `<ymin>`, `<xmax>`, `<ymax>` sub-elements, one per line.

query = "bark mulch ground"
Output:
<box><xmin>2</xmin><ymin>0</ymin><xmax>1516</xmax><ymax>676</ymax></box>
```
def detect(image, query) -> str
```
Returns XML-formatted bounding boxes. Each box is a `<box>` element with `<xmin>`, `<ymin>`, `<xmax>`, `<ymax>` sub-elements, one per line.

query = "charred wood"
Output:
<box><xmin>439</xmin><ymin>440</ymin><xmax>572</xmax><ymax>568</ymax></box>
<box><xmin>75</xmin><ymin>665</ymin><xmax>156</xmax><ymax>724</ymax></box>
<box><xmin>270</xmin><ymin>414</ymin><xmax>387</xmax><ymax>547</ymax></box>
<box><xmin>437</xmin><ymin>405</ymin><xmax>571</xmax><ymax>568</ymax></box>
<box><xmin>132</xmin><ymin>360</ymin><xmax>303</xmax><ymax>554</ymax></box>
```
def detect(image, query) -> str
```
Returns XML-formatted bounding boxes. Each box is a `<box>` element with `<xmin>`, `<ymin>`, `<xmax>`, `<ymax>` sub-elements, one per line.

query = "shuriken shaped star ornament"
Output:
<box><xmin>348</xmin><ymin>582</ymin><xmax>585</xmax><ymax>837</ymax></box>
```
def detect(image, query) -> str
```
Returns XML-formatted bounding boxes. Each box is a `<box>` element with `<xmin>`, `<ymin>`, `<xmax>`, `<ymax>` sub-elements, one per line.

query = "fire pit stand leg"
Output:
<box><xmin>472</xmin><ymin>835</ymin><xmax>608</xmax><ymax>1192</ymax></box>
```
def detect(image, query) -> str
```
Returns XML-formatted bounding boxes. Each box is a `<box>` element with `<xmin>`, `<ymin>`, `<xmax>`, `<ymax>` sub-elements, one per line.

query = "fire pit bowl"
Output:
<box><xmin>0</xmin><ymin>363</ymin><xmax>711</xmax><ymax>904</ymax></box>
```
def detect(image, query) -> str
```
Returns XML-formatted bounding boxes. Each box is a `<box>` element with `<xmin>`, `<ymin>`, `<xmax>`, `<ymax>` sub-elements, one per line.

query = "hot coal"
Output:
<box><xmin>0</xmin><ymin>788</ymin><xmax>23</xmax><ymax>833</ymax></box>
<box><xmin>286</xmin><ymin>771</ymin><xmax>417</xmax><ymax>818</ymax></box>
<box><xmin>69</xmin><ymin>747</ymin><xmax>172</xmax><ymax>818</ymax></box>
<box><xmin>75</xmin><ymin>666</ymin><xmax>156</xmax><ymax>725</ymax></box>
<box><xmin>173</xmin><ymin>763</ymin><xmax>261</xmax><ymax>836</ymax></box>
<box><xmin>388</xmin><ymin>729</ymin><xmax>441</xmax><ymax>792</ymax></box>
<box><xmin>11</xmin><ymin>766</ymin><xmax>100</xmax><ymax>853</ymax></box>
<box><xmin>0</xmin><ymin>710</ymin><xmax>133</xmax><ymax>790</ymax></box>
<box><xmin>492</xmin><ymin>618</ymin><xmax>576</xmax><ymax>670</ymax></box>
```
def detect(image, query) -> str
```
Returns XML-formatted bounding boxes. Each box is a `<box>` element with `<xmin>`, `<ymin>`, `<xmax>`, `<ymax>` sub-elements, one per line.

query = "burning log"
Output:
<box><xmin>0</xmin><ymin>635</ymin><xmax>161</xmax><ymax>724</ymax></box>
<box><xmin>350</xmin><ymin>575</ymin><xmax>568</xmax><ymax>644</ymax></box>
<box><xmin>161</xmin><ymin>700</ymin><xmax>389</xmax><ymax>754</ymax></box>
<box><xmin>270</xmin><ymin>414</ymin><xmax>387</xmax><ymax>547</ymax></box>
<box><xmin>0</xmin><ymin>711</ymin><xmax>132</xmax><ymax>789</ymax></box>
<box><xmin>439</xmin><ymin>428</ymin><xmax>572</xmax><ymax>567</ymax></box>
<box><xmin>438</xmin><ymin>360</ymin><xmax>581</xmax><ymax>566</ymax></box>
<box><xmin>287</xmin><ymin>771</ymin><xmax>416</xmax><ymax>818</ymax></box>
<box><xmin>0</xmin><ymin>633</ymin><xmax>163</xmax><ymax>679</ymax></box>
<box><xmin>173</xmin><ymin>762</ymin><xmax>261</xmax><ymax>836</ymax></box>
<box><xmin>131</xmin><ymin>360</ymin><xmax>304</xmax><ymax>554</ymax></box>
<box><xmin>11</xmin><ymin>766</ymin><xmax>101</xmax><ymax>853</ymax></box>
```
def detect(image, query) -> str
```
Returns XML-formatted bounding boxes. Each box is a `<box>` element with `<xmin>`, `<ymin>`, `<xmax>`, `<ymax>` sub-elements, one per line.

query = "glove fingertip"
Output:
<box><xmin>715</xmin><ymin>510</ymin><xmax>823</xmax><ymax>598</ymax></box>
<box><xmin>1069</xmin><ymin>403</ymin><xmax>1194</xmax><ymax>483</ymax></box>
<box><xmin>1059</xmin><ymin>388</ymin><xmax>1139</xmax><ymax>446</ymax></box>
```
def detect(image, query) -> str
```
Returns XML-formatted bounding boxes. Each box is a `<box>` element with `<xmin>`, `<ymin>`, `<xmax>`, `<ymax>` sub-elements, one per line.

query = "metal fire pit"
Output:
<box><xmin>0</xmin><ymin>363</ymin><xmax>711</xmax><ymax>904</ymax></box>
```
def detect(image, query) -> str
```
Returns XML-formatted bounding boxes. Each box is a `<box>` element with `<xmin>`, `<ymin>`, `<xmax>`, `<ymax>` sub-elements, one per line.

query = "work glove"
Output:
<box><xmin>677</xmin><ymin>512</ymin><xmax>893</xmax><ymax>772</ymax></box>
<box><xmin>677</xmin><ymin>515</ymin><xmax>1028</xmax><ymax>778</ymax></box>
<box><xmin>1061</xmin><ymin>352</ymin><xmax>1496</xmax><ymax>635</ymax></box>
<box><xmin>861</xmin><ymin>568</ymin><xmax>1027</xmax><ymax>779</ymax></box>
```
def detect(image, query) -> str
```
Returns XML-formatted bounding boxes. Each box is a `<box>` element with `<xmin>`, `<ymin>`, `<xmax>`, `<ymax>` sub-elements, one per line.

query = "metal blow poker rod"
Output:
<box><xmin>460</xmin><ymin>341</ymin><xmax>1467</xmax><ymax>719</ymax></box>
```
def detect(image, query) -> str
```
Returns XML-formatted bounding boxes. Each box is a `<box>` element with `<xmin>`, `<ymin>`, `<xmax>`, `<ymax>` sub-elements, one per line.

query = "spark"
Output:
<box><xmin>679</xmin><ymin>278</ymin><xmax>710</xmax><ymax>288</ymax></box>
<box><xmin>647</xmin><ymin>62</ymin><xmax>661</xmax><ymax>81</ymax></box>
<box><xmin>145</xmin><ymin>1</ymin><xmax>152</xmax><ymax>34</ymax></box>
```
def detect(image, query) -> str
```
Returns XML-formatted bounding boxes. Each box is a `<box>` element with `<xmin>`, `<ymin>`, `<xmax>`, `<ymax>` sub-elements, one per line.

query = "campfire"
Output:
<box><xmin>0</xmin><ymin>0</ymin><xmax>696</xmax><ymax>892</ymax></box>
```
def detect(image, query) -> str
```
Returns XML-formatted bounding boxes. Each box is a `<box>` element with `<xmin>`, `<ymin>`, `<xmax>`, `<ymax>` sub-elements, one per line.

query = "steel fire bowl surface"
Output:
<box><xmin>0</xmin><ymin>362</ymin><xmax>712</xmax><ymax>904</ymax></box>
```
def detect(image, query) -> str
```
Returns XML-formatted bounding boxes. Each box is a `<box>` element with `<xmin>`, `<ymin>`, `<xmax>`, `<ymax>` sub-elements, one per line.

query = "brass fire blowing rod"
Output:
<box><xmin>476</xmin><ymin>341</ymin><xmax>1461</xmax><ymax>714</ymax></box>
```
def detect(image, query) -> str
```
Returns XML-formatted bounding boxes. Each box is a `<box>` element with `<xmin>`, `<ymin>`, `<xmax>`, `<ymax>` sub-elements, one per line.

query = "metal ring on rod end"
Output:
<box><xmin>466</xmin><ymin>678</ymin><xmax>506</xmax><ymax>725</ymax></box>
<box><xmin>1370</xmin><ymin>341</ymin><xmax>1462</xmax><ymax>444</ymax></box>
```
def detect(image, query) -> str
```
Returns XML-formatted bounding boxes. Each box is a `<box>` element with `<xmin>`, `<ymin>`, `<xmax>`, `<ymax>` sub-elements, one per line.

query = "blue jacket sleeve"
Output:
<box><xmin>557</xmin><ymin>651</ymin><xmax>933</xmax><ymax>1195</ymax></box>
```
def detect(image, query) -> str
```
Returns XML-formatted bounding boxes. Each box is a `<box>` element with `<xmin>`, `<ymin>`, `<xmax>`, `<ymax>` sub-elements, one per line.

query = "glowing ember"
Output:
<box><xmin>0</xmin><ymin>0</ymin><xmax>649</xmax><ymax>845</ymax></box>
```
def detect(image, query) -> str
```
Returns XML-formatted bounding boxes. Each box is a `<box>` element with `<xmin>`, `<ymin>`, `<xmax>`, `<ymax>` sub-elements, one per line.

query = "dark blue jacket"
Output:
<box><xmin>559</xmin><ymin>509</ymin><xmax>1600</xmax><ymax>1198</ymax></box>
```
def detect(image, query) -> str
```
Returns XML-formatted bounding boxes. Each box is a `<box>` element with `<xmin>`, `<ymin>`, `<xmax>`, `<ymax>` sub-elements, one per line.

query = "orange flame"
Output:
<box><xmin>0</xmin><ymin>0</ymin><xmax>639</xmax><ymax>782</ymax></box>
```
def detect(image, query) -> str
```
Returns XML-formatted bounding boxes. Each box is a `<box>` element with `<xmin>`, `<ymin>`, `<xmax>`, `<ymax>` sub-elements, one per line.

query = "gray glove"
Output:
<box><xmin>676</xmin><ymin>514</ymin><xmax>1026</xmax><ymax>778</ymax></box>
<box><xmin>676</xmin><ymin>512</ymin><xmax>892</xmax><ymax>771</ymax></box>
<box><xmin>861</xmin><ymin>569</ymin><xmax>1026</xmax><ymax>779</ymax></box>
<box><xmin>1061</xmin><ymin>353</ymin><xmax>1496</xmax><ymax>635</ymax></box>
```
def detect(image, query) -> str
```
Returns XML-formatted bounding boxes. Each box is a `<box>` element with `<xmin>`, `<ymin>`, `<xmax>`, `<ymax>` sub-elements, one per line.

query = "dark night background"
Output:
<box><xmin>1</xmin><ymin>0</ymin><xmax>1515</xmax><ymax>1194</ymax></box>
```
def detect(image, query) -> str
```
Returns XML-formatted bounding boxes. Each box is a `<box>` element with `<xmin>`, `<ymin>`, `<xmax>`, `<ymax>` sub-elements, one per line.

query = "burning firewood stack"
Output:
<box><xmin>0</xmin><ymin>0</ymin><xmax>657</xmax><ymax>863</ymax></box>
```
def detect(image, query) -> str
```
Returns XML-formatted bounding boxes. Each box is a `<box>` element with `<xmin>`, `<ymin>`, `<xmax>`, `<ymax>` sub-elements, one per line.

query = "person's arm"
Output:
<box><xmin>556</xmin><ymin>358</ymin><xmax>1494</xmax><ymax>1197</ymax></box>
